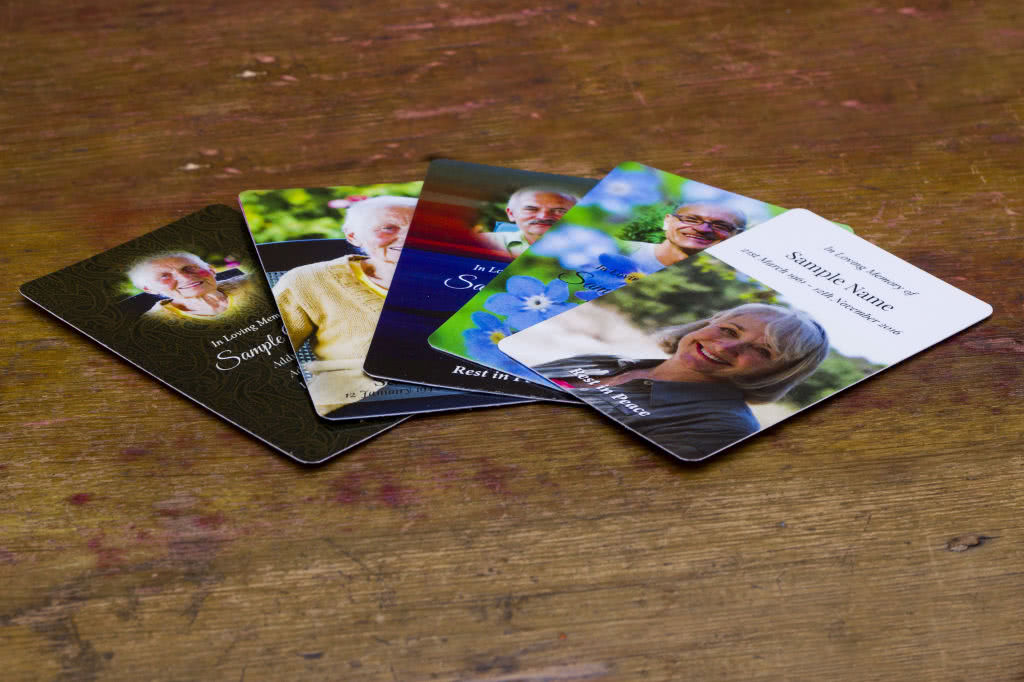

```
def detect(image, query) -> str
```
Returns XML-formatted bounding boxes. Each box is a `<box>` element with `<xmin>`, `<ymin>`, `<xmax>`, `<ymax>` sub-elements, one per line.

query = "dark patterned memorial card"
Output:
<box><xmin>20</xmin><ymin>205</ymin><xmax>405</xmax><ymax>464</ymax></box>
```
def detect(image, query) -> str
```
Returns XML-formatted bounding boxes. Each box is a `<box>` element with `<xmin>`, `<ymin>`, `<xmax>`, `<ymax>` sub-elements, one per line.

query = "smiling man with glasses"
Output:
<box><xmin>628</xmin><ymin>203</ymin><xmax>747</xmax><ymax>273</ymax></box>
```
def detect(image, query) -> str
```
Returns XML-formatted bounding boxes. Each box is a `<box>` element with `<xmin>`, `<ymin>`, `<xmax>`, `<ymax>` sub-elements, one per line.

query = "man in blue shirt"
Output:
<box><xmin>487</xmin><ymin>187</ymin><xmax>580</xmax><ymax>257</ymax></box>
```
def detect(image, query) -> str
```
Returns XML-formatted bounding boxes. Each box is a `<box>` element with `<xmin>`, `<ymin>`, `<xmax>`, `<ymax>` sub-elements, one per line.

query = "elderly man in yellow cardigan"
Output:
<box><xmin>272</xmin><ymin>195</ymin><xmax>417</xmax><ymax>416</ymax></box>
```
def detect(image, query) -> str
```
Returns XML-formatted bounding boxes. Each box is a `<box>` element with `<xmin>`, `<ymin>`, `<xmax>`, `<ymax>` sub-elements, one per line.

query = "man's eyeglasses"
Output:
<box><xmin>670</xmin><ymin>213</ymin><xmax>742</xmax><ymax>236</ymax></box>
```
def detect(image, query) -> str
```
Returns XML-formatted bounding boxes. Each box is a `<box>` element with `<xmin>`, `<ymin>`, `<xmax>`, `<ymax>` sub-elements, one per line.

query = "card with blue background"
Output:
<box><xmin>362</xmin><ymin>160</ymin><xmax>597</xmax><ymax>401</ymax></box>
<box><xmin>429</xmin><ymin>162</ymin><xmax>851</xmax><ymax>386</ymax></box>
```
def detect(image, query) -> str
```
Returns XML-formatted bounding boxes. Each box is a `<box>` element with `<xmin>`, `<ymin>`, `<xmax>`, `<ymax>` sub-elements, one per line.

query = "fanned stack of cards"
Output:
<box><xmin>21</xmin><ymin>161</ymin><xmax>991</xmax><ymax>464</ymax></box>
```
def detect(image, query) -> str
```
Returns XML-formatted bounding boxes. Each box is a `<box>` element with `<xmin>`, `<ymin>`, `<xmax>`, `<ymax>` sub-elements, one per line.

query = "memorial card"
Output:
<box><xmin>429</xmin><ymin>162</ymin><xmax>851</xmax><ymax>387</ymax></box>
<box><xmin>362</xmin><ymin>160</ymin><xmax>596</xmax><ymax>401</ymax></box>
<box><xmin>239</xmin><ymin>184</ymin><xmax>530</xmax><ymax>419</ymax></box>
<box><xmin>498</xmin><ymin>209</ymin><xmax>991</xmax><ymax>462</ymax></box>
<box><xmin>20</xmin><ymin>205</ymin><xmax>407</xmax><ymax>464</ymax></box>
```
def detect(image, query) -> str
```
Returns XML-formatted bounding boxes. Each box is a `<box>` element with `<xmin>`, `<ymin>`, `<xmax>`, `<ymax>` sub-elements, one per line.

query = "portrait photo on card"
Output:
<box><xmin>20</xmin><ymin>205</ymin><xmax>408</xmax><ymax>464</ymax></box>
<box><xmin>499</xmin><ymin>209</ymin><xmax>991</xmax><ymax>462</ymax></box>
<box><xmin>239</xmin><ymin>183</ymin><xmax>531</xmax><ymax>420</ymax></box>
<box><xmin>428</xmin><ymin>161</ymin><xmax>852</xmax><ymax>386</ymax></box>
<box><xmin>499</xmin><ymin>255</ymin><xmax>866</xmax><ymax>460</ymax></box>
<box><xmin>361</xmin><ymin>160</ymin><xmax>596</xmax><ymax>401</ymax></box>
<box><xmin>121</xmin><ymin>248</ymin><xmax>260</xmax><ymax>324</ymax></box>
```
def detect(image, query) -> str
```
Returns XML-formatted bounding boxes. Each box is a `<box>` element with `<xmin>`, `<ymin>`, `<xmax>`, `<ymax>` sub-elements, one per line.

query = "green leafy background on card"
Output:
<box><xmin>429</xmin><ymin>163</ymin><xmax>790</xmax><ymax>360</ymax></box>
<box><xmin>600</xmin><ymin>253</ymin><xmax>884</xmax><ymax>408</ymax></box>
<box><xmin>239</xmin><ymin>182</ymin><xmax>422</xmax><ymax>244</ymax></box>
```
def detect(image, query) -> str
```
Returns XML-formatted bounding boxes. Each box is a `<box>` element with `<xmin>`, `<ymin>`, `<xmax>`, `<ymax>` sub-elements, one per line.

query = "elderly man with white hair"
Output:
<box><xmin>271</xmin><ymin>195</ymin><xmax>418</xmax><ymax>415</ymax></box>
<box><xmin>128</xmin><ymin>251</ymin><xmax>254</xmax><ymax>321</ymax></box>
<box><xmin>487</xmin><ymin>186</ymin><xmax>579</xmax><ymax>257</ymax></box>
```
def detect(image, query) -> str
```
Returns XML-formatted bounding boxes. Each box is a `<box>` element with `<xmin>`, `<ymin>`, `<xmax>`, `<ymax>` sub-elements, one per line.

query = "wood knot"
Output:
<box><xmin>945</xmin><ymin>533</ymin><xmax>994</xmax><ymax>552</ymax></box>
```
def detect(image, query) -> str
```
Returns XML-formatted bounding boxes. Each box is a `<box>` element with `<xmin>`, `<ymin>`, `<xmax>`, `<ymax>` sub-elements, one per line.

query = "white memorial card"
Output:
<box><xmin>498</xmin><ymin>209</ymin><xmax>992</xmax><ymax>462</ymax></box>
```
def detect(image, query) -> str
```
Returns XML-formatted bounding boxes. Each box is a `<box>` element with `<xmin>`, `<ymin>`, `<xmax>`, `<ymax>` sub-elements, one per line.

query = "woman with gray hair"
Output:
<box><xmin>271</xmin><ymin>195</ymin><xmax>418</xmax><ymax>416</ymax></box>
<box><xmin>535</xmin><ymin>303</ymin><xmax>829</xmax><ymax>460</ymax></box>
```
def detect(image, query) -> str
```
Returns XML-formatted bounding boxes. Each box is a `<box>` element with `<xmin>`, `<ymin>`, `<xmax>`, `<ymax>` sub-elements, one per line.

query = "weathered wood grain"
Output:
<box><xmin>2</xmin><ymin>0</ymin><xmax>1022</xmax><ymax>680</ymax></box>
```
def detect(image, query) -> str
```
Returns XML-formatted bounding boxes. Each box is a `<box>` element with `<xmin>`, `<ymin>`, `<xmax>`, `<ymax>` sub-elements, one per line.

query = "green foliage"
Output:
<box><xmin>609</xmin><ymin>254</ymin><xmax>780</xmax><ymax>329</ymax></box>
<box><xmin>785</xmin><ymin>351</ymin><xmax>884</xmax><ymax>406</ymax></box>
<box><xmin>617</xmin><ymin>202</ymin><xmax>675</xmax><ymax>243</ymax></box>
<box><xmin>239</xmin><ymin>182</ymin><xmax>422</xmax><ymax>244</ymax></box>
<box><xmin>567</xmin><ymin>204</ymin><xmax>612</xmax><ymax>228</ymax></box>
<box><xmin>430</xmin><ymin>162</ymin><xmax>864</xmax><ymax>404</ymax></box>
<box><xmin>601</xmin><ymin>254</ymin><xmax>883</xmax><ymax>410</ymax></box>
<box><xmin>117</xmin><ymin>279</ymin><xmax>144</xmax><ymax>297</ymax></box>
<box><xmin>474</xmin><ymin>200</ymin><xmax>510</xmax><ymax>232</ymax></box>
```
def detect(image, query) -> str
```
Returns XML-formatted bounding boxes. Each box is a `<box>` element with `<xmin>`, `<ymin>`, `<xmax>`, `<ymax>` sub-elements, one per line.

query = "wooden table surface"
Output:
<box><xmin>3</xmin><ymin>1</ymin><xmax>1022</xmax><ymax>680</ymax></box>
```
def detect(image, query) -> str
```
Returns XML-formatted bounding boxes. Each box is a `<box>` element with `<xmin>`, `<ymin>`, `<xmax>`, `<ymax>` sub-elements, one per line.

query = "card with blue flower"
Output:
<box><xmin>496</xmin><ymin>209</ymin><xmax>989</xmax><ymax>462</ymax></box>
<box><xmin>362</xmin><ymin>160</ymin><xmax>597</xmax><ymax>401</ymax></box>
<box><xmin>428</xmin><ymin>162</ymin><xmax>852</xmax><ymax>386</ymax></box>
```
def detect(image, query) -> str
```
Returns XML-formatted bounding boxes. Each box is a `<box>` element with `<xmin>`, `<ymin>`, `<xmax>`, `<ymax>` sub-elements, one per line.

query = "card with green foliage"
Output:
<box><xmin>239</xmin><ymin>183</ymin><xmax>532</xmax><ymax>419</ymax></box>
<box><xmin>498</xmin><ymin>209</ymin><xmax>990</xmax><ymax>462</ymax></box>
<box><xmin>429</xmin><ymin>162</ymin><xmax>851</xmax><ymax>386</ymax></box>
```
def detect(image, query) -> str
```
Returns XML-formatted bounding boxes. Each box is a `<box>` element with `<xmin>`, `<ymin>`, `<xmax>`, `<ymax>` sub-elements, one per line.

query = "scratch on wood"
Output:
<box><xmin>871</xmin><ymin>202</ymin><xmax>886</xmax><ymax>223</ymax></box>
<box><xmin>945</xmin><ymin>534</ymin><xmax>994</xmax><ymax>552</ymax></box>
<box><xmin>449</xmin><ymin>9</ymin><xmax>549</xmax><ymax>28</ymax></box>
<box><xmin>460</xmin><ymin>662</ymin><xmax>610</xmax><ymax>682</ymax></box>
<box><xmin>387</xmin><ymin>22</ymin><xmax>435</xmax><ymax>30</ymax></box>
<box><xmin>395</xmin><ymin>99</ymin><xmax>497</xmax><ymax>119</ymax></box>
<box><xmin>616</xmin><ymin>55</ymin><xmax>647</xmax><ymax>107</ymax></box>
<box><xmin>23</xmin><ymin>418</ymin><xmax>74</xmax><ymax>428</ymax></box>
<box><xmin>962</xmin><ymin>338</ymin><xmax>1024</xmax><ymax>354</ymax></box>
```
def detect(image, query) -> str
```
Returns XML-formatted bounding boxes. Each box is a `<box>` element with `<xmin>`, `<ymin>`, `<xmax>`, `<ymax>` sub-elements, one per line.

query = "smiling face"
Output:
<box><xmin>671</xmin><ymin>313</ymin><xmax>783</xmax><ymax>381</ymax></box>
<box><xmin>506</xmin><ymin>191</ymin><xmax>576</xmax><ymax>244</ymax></box>
<box><xmin>662</xmin><ymin>203</ymin><xmax>745</xmax><ymax>255</ymax></box>
<box><xmin>347</xmin><ymin>205</ymin><xmax>414</xmax><ymax>266</ymax></box>
<box><xmin>140</xmin><ymin>256</ymin><xmax>218</xmax><ymax>300</ymax></box>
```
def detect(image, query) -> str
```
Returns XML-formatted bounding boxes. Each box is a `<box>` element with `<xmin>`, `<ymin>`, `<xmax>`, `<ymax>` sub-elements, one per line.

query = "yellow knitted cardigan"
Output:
<box><xmin>271</xmin><ymin>255</ymin><xmax>387</xmax><ymax>416</ymax></box>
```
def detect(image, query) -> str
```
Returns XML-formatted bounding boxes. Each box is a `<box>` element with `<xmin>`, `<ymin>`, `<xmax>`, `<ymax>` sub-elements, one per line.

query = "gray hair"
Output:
<box><xmin>657</xmin><ymin>303</ymin><xmax>829</xmax><ymax>403</ymax></box>
<box><xmin>127</xmin><ymin>251</ymin><xmax>210</xmax><ymax>290</ymax></box>
<box><xmin>672</xmin><ymin>202</ymin><xmax>748</xmax><ymax>232</ymax></box>
<box><xmin>506</xmin><ymin>186</ymin><xmax>580</xmax><ymax>213</ymax></box>
<box><xmin>343</xmin><ymin>195</ymin><xmax>417</xmax><ymax>245</ymax></box>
